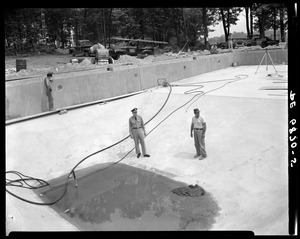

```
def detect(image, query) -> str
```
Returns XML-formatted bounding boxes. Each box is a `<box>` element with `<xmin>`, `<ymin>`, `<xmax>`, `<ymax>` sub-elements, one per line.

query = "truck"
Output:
<box><xmin>69</xmin><ymin>38</ymin><xmax>169</xmax><ymax>61</ymax></box>
<box><xmin>69</xmin><ymin>40</ymin><xmax>94</xmax><ymax>57</ymax></box>
<box><xmin>252</xmin><ymin>35</ymin><xmax>279</xmax><ymax>48</ymax></box>
<box><xmin>109</xmin><ymin>37</ymin><xmax>168</xmax><ymax>59</ymax></box>
<box><xmin>233</xmin><ymin>35</ymin><xmax>279</xmax><ymax>48</ymax></box>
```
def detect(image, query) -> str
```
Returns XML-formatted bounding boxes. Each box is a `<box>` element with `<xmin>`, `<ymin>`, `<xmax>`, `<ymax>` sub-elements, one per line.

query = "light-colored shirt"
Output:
<box><xmin>129</xmin><ymin>115</ymin><xmax>145</xmax><ymax>134</ymax></box>
<box><xmin>192</xmin><ymin>116</ymin><xmax>205</xmax><ymax>129</ymax></box>
<box><xmin>90</xmin><ymin>43</ymin><xmax>105</xmax><ymax>54</ymax></box>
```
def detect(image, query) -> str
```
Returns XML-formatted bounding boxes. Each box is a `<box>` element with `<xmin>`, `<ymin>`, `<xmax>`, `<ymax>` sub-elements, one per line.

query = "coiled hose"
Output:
<box><xmin>6</xmin><ymin>74</ymin><xmax>248</xmax><ymax>205</ymax></box>
<box><xmin>5</xmin><ymin>78</ymin><xmax>173</xmax><ymax>205</ymax></box>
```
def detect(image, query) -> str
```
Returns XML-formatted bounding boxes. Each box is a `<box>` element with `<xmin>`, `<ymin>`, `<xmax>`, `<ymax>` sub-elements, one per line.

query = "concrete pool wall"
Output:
<box><xmin>5</xmin><ymin>49</ymin><xmax>287</xmax><ymax>121</ymax></box>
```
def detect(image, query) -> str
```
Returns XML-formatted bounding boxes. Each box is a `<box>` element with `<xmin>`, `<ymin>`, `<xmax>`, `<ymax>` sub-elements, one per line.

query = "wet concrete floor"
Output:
<box><xmin>36</xmin><ymin>163</ymin><xmax>220</xmax><ymax>231</ymax></box>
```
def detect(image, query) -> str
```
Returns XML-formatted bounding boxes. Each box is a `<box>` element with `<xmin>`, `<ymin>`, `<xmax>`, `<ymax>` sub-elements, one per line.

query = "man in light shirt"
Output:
<box><xmin>190</xmin><ymin>108</ymin><xmax>207</xmax><ymax>160</ymax></box>
<box><xmin>129</xmin><ymin>108</ymin><xmax>150</xmax><ymax>158</ymax></box>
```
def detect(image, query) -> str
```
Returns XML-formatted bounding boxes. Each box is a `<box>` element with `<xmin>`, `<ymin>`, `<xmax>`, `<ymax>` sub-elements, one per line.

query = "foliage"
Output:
<box><xmin>251</xmin><ymin>3</ymin><xmax>288</xmax><ymax>39</ymax></box>
<box><xmin>5</xmin><ymin>6</ymin><xmax>288</xmax><ymax>55</ymax></box>
<box><xmin>217</xmin><ymin>7</ymin><xmax>244</xmax><ymax>41</ymax></box>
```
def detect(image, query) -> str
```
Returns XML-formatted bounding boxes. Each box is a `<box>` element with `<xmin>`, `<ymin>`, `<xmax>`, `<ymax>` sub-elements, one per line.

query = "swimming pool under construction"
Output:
<box><xmin>6</xmin><ymin>64</ymin><xmax>289</xmax><ymax>234</ymax></box>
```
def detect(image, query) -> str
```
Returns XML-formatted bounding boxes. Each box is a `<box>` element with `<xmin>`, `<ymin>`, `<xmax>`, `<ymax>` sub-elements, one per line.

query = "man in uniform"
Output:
<box><xmin>190</xmin><ymin>108</ymin><xmax>207</xmax><ymax>160</ymax></box>
<box><xmin>129</xmin><ymin>108</ymin><xmax>150</xmax><ymax>158</ymax></box>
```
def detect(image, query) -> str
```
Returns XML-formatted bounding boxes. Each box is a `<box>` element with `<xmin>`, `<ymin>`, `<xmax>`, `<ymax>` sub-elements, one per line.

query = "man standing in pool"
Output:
<box><xmin>129</xmin><ymin>108</ymin><xmax>150</xmax><ymax>158</ymax></box>
<box><xmin>44</xmin><ymin>72</ymin><xmax>54</xmax><ymax>111</ymax></box>
<box><xmin>190</xmin><ymin>108</ymin><xmax>207</xmax><ymax>160</ymax></box>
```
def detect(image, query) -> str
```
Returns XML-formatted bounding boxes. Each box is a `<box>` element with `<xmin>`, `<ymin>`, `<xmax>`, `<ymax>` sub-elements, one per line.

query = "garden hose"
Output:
<box><xmin>6</xmin><ymin>74</ymin><xmax>249</xmax><ymax>205</ymax></box>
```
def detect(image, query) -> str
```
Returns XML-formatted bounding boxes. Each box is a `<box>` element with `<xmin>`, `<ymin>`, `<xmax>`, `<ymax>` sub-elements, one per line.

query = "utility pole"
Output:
<box><xmin>103</xmin><ymin>8</ymin><xmax>106</xmax><ymax>48</ymax></box>
<box><xmin>202</xmin><ymin>7</ymin><xmax>209</xmax><ymax>50</ymax></box>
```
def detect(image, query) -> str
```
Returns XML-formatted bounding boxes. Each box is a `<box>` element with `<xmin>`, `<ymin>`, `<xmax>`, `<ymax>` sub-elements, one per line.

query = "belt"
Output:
<box><xmin>194</xmin><ymin>128</ymin><xmax>203</xmax><ymax>130</ymax></box>
<box><xmin>132</xmin><ymin>127</ymin><xmax>141</xmax><ymax>129</ymax></box>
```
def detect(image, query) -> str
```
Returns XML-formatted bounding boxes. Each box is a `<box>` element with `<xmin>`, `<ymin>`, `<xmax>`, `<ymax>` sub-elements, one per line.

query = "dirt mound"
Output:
<box><xmin>5</xmin><ymin>57</ymin><xmax>99</xmax><ymax>80</ymax></box>
<box><xmin>115</xmin><ymin>55</ymin><xmax>141</xmax><ymax>65</ymax></box>
<box><xmin>5</xmin><ymin>45</ymin><xmax>286</xmax><ymax>80</ymax></box>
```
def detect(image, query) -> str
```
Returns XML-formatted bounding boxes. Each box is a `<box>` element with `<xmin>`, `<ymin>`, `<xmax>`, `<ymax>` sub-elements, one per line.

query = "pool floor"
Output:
<box><xmin>36</xmin><ymin>163</ymin><xmax>220</xmax><ymax>231</ymax></box>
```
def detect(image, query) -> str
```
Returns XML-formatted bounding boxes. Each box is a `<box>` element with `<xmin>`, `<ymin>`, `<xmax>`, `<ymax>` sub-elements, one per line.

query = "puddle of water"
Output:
<box><xmin>36</xmin><ymin>163</ymin><xmax>220</xmax><ymax>231</ymax></box>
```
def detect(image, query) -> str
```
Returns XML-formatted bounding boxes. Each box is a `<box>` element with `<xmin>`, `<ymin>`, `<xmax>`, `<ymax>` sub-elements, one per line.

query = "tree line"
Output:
<box><xmin>5</xmin><ymin>5</ymin><xmax>288</xmax><ymax>54</ymax></box>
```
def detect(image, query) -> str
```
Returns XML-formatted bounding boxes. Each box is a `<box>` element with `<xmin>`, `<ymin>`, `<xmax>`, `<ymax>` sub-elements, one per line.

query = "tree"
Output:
<box><xmin>279</xmin><ymin>4</ymin><xmax>288</xmax><ymax>42</ymax></box>
<box><xmin>182</xmin><ymin>8</ymin><xmax>217</xmax><ymax>50</ymax></box>
<box><xmin>5</xmin><ymin>8</ymin><xmax>44</xmax><ymax>53</ymax></box>
<box><xmin>161</xmin><ymin>8</ymin><xmax>184</xmax><ymax>46</ymax></box>
<box><xmin>219</xmin><ymin>7</ymin><xmax>243</xmax><ymax>41</ymax></box>
<box><xmin>250</xmin><ymin>5</ymin><xmax>254</xmax><ymax>37</ymax></box>
<box><xmin>44</xmin><ymin>8</ymin><xmax>74</xmax><ymax>48</ymax></box>
<box><xmin>252</xmin><ymin>3</ymin><xmax>272</xmax><ymax>38</ymax></box>
<box><xmin>245</xmin><ymin>7</ymin><xmax>250</xmax><ymax>37</ymax></box>
<box><xmin>182</xmin><ymin>8</ymin><xmax>189</xmax><ymax>49</ymax></box>
<box><xmin>10</xmin><ymin>7</ymin><xmax>284</xmax><ymax>55</ymax></box>
<box><xmin>252</xmin><ymin>3</ymin><xmax>288</xmax><ymax>41</ymax></box>
<box><xmin>270</xmin><ymin>5</ymin><xmax>279</xmax><ymax>40</ymax></box>
<box><xmin>202</xmin><ymin>8</ymin><xmax>209</xmax><ymax>49</ymax></box>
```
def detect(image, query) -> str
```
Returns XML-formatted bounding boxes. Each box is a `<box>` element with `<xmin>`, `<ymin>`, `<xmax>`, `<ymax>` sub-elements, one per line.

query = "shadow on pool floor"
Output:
<box><xmin>36</xmin><ymin>163</ymin><xmax>220</xmax><ymax>231</ymax></box>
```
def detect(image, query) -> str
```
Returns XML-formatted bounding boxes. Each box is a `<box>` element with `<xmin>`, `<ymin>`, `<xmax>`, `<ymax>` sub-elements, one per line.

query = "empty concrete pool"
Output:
<box><xmin>6</xmin><ymin>63</ymin><xmax>289</xmax><ymax>234</ymax></box>
<box><xmin>35</xmin><ymin>163</ymin><xmax>220</xmax><ymax>231</ymax></box>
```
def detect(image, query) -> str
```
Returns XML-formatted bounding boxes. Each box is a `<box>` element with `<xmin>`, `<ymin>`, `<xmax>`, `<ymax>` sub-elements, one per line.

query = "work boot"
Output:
<box><xmin>199</xmin><ymin>155</ymin><xmax>207</xmax><ymax>160</ymax></box>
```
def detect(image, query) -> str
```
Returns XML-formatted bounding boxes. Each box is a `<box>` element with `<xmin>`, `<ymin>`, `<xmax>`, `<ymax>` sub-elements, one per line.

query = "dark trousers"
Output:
<box><xmin>46</xmin><ymin>90</ymin><xmax>53</xmax><ymax>110</ymax></box>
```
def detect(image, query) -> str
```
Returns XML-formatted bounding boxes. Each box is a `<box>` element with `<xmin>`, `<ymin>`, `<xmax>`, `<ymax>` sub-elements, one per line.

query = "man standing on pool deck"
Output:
<box><xmin>190</xmin><ymin>108</ymin><xmax>207</xmax><ymax>160</ymax></box>
<box><xmin>129</xmin><ymin>108</ymin><xmax>150</xmax><ymax>158</ymax></box>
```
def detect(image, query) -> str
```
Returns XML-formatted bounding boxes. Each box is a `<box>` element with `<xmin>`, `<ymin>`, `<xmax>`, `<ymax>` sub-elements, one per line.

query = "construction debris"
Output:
<box><xmin>5</xmin><ymin>68</ymin><xmax>16</xmax><ymax>74</ymax></box>
<box><xmin>171</xmin><ymin>184</ymin><xmax>206</xmax><ymax>197</ymax></box>
<box><xmin>5</xmin><ymin>44</ymin><xmax>287</xmax><ymax>80</ymax></box>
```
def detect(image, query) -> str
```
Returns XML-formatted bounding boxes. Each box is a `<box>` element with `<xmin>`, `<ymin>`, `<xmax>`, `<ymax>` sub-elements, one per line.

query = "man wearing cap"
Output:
<box><xmin>44</xmin><ymin>72</ymin><xmax>54</xmax><ymax>111</ymax></box>
<box><xmin>129</xmin><ymin>108</ymin><xmax>150</xmax><ymax>158</ymax></box>
<box><xmin>190</xmin><ymin>108</ymin><xmax>207</xmax><ymax>160</ymax></box>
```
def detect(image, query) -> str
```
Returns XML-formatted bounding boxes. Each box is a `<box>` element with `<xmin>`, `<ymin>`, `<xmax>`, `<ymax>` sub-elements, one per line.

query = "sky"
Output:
<box><xmin>208</xmin><ymin>9</ymin><xmax>247</xmax><ymax>38</ymax></box>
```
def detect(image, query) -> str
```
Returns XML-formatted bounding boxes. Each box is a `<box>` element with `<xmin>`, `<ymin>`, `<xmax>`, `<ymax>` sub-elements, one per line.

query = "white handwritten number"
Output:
<box><xmin>289</xmin><ymin>92</ymin><xmax>297</xmax><ymax>167</ymax></box>
<box><xmin>290</xmin><ymin>91</ymin><xmax>296</xmax><ymax>108</ymax></box>
<box><xmin>290</xmin><ymin>101</ymin><xmax>296</xmax><ymax>108</ymax></box>
<box><xmin>290</xmin><ymin>91</ymin><xmax>295</xmax><ymax>101</ymax></box>
<box><xmin>291</xmin><ymin>158</ymin><xmax>297</xmax><ymax>167</ymax></box>
<box><xmin>290</xmin><ymin>119</ymin><xmax>296</xmax><ymax>125</ymax></box>
<box><xmin>289</xmin><ymin>127</ymin><xmax>297</xmax><ymax>134</ymax></box>
<box><xmin>291</xmin><ymin>142</ymin><xmax>297</xmax><ymax>148</ymax></box>
<box><xmin>289</xmin><ymin>136</ymin><xmax>297</xmax><ymax>141</ymax></box>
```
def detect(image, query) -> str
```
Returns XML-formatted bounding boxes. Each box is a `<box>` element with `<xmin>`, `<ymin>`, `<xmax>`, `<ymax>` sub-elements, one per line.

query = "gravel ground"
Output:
<box><xmin>5</xmin><ymin>44</ymin><xmax>285</xmax><ymax>80</ymax></box>
<box><xmin>5</xmin><ymin>52</ymin><xmax>200</xmax><ymax>80</ymax></box>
